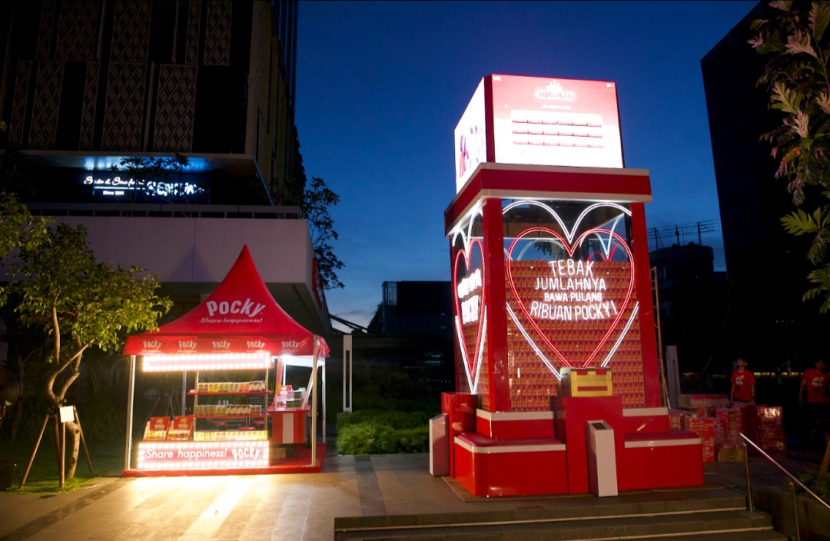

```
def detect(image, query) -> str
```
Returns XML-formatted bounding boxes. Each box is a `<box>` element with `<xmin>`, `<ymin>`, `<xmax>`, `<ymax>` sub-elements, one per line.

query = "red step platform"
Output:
<box><xmin>454</xmin><ymin>432</ymin><xmax>568</xmax><ymax>497</ymax></box>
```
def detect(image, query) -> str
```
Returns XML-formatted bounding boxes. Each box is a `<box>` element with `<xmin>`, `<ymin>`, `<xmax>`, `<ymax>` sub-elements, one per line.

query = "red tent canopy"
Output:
<box><xmin>124</xmin><ymin>245</ymin><xmax>329</xmax><ymax>357</ymax></box>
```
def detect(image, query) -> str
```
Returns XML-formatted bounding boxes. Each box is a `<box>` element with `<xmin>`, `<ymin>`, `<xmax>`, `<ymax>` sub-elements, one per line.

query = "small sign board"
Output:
<box><xmin>59</xmin><ymin>406</ymin><xmax>75</xmax><ymax>423</ymax></box>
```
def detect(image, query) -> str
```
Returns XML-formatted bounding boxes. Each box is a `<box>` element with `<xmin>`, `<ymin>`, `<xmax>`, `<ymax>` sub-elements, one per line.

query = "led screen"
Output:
<box><xmin>491</xmin><ymin>75</ymin><xmax>623</xmax><ymax>169</ymax></box>
<box><xmin>454</xmin><ymin>80</ymin><xmax>487</xmax><ymax>193</ymax></box>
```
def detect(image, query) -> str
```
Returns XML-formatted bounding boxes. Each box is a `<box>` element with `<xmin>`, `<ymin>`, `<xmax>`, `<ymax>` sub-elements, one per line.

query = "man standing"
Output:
<box><xmin>730</xmin><ymin>357</ymin><xmax>756</xmax><ymax>405</ymax></box>
<box><xmin>800</xmin><ymin>359</ymin><xmax>830</xmax><ymax>446</ymax></box>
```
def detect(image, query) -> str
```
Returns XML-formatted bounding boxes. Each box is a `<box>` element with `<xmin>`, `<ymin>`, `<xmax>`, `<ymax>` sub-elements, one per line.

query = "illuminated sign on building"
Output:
<box><xmin>82</xmin><ymin>175</ymin><xmax>207</xmax><ymax>201</ymax></box>
<box><xmin>453</xmin><ymin>75</ymin><xmax>624</xmax><ymax>193</ymax></box>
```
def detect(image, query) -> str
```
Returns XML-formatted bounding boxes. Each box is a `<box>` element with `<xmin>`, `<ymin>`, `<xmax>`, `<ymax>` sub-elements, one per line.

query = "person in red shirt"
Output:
<box><xmin>730</xmin><ymin>358</ymin><xmax>756</xmax><ymax>405</ymax></box>
<box><xmin>800</xmin><ymin>359</ymin><xmax>830</xmax><ymax>445</ymax></box>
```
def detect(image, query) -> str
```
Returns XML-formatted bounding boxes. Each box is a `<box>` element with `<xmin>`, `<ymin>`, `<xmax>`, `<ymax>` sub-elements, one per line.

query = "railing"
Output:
<box><xmin>741</xmin><ymin>433</ymin><xmax>830</xmax><ymax>541</ymax></box>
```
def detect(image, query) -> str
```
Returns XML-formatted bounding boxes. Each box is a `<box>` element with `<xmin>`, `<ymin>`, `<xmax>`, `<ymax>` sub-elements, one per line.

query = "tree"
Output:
<box><xmin>750</xmin><ymin>1</ymin><xmax>830</xmax><ymax>312</ymax></box>
<box><xmin>0</xmin><ymin>195</ymin><xmax>50</xmax><ymax>439</ymax></box>
<box><xmin>5</xmin><ymin>223</ymin><xmax>171</xmax><ymax>478</ymax></box>
<box><xmin>301</xmin><ymin>177</ymin><xmax>345</xmax><ymax>290</ymax></box>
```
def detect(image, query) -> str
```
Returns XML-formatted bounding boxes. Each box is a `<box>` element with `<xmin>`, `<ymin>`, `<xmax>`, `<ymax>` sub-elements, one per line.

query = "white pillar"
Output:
<box><xmin>124</xmin><ymin>355</ymin><xmax>136</xmax><ymax>471</ymax></box>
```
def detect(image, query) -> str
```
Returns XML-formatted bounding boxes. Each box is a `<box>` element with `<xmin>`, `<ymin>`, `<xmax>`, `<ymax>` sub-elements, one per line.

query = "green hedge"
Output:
<box><xmin>335</xmin><ymin>409</ymin><xmax>435</xmax><ymax>454</ymax></box>
<box><xmin>336</xmin><ymin>422</ymin><xmax>429</xmax><ymax>455</ymax></box>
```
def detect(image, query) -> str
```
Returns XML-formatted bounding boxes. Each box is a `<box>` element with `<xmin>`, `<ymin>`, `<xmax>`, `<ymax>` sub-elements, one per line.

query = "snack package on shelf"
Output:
<box><xmin>194</xmin><ymin>430</ymin><xmax>267</xmax><ymax>442</ymax></box>
<box><xmin>166</xmin><ymin>416</ymin><xmax>194</xmax><ymax>441</ymax></box>
<box><xmin>143</xmin><ymin>417</ymin><xmax>170</xmax><ymax>441</ymax></box>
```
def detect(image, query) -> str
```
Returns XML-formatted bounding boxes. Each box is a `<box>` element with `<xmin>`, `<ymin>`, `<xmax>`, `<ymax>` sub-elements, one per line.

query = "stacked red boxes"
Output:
<box><xmin>685</xmin><ymin>417</ymin><xmax>715</xmax><ymax>462</ymax></box>
<box><xmin>739</xmin><ymin>405</ymin><xmax>760</xmax><ymax>445</ymax></box>
<box><xmin>715</xmin><ymin>407</ymin><xmax>743</xmax><ymax>444</ymax></box>
<box><xmin>757</xmin><ymin>406</ymin><xmax>786</xmax><ymax>451</ymax></box>
<box><xmin>668</xmin><ymin>409</ymin><xmax>685</xmax><ymax>431</ymax></box>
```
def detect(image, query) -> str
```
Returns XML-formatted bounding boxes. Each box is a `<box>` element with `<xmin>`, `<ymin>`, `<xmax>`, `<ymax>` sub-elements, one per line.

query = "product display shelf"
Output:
<box><xmin>188</xmin><ymin>391</ymin><xmax>272</xmax><ymax>396</ymax></box>
<box><xmin>192</xmin><ymin>414</ymin><xmax>270</xmax><ymax>419</ymax></box>
<box><xmin>192</xmin><ymin>371</ymin><xmax>271</xmax><ymax>443</ymax></box>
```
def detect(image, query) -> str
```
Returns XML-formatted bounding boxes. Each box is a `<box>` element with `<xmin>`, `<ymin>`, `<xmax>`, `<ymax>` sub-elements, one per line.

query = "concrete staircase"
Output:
<box><xmin>334</xmin><ymin>488</ymin><xmax>787</xmax><ymax>540</ymax></box>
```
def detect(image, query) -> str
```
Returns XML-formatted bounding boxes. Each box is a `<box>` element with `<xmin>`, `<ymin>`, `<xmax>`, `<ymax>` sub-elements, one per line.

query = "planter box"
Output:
<box><xmin>754</xmin><ymin>487</ymin><xmax>830</xmax><ymax>541</ymax></box>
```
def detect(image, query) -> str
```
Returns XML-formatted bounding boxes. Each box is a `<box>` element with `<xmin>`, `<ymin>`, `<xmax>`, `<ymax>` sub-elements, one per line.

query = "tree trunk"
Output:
<box><xmin>64</xmin><ymin>420</ymin><xmax>81</xmax><ymax>479</ymax></box>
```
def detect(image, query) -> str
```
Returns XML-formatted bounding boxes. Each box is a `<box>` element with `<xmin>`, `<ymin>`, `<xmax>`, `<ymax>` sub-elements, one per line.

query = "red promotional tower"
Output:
<box><xmin>440</xmin><ymin>75</ymin><xmax>703</xmax><ymax>497</ymax></box>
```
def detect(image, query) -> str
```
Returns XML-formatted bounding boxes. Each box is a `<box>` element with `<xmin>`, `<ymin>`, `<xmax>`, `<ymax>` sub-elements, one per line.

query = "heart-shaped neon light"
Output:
<box><xmin>452</xmin><ymin>238</ymin><xmax>486</xmax><ymax>392</ymax></box>
<box><xmin>506</xmin><ymin>227</ymin><xmax>635</xmax><ymax>368</ymax></box>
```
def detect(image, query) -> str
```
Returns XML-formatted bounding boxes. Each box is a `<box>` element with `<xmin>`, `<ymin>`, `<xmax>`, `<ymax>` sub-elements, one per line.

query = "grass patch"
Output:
<box><xmin>0</xmin><ymin>438</ymin><xmax>124</xmax><ymax>494</ymax></box>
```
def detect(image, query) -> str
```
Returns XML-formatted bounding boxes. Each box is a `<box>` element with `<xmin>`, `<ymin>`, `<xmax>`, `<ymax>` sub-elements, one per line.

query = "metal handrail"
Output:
<box><xmin>741</xmin><ymin>433</ymin><xmax>830</xmax><ymax>541</ymax></box>
<box><xmin>740</xmin><ymin>433</ymin><xmax>830</xmax><ymax>510</ymax></box>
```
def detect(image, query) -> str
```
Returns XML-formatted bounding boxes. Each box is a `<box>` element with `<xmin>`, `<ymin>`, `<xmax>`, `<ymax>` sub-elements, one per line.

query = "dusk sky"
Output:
<box><xmin>294</xmin><ymin>1</ymin><xmax>758</xmax><ymax>330</ymax></box>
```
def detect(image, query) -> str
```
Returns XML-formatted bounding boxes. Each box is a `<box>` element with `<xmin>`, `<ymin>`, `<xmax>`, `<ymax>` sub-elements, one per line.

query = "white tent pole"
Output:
<box><xmin>125</xmin><ymin>355</ymin><xmax>136</xmax><ymax>470</ymax></box>
<box><xmin>310</xmin><ymin>338</ymin><xmax>319</xmax><ymax>467</ymax></box>
<box><xmin>322</xmin><ymin>361</ymin><xmax>326</xmax><ymax>445</ymax></box>
<box><xmin>181</xmin><ymin>371</ymin><xmax>187</xmax><ymax>415</ymax></box>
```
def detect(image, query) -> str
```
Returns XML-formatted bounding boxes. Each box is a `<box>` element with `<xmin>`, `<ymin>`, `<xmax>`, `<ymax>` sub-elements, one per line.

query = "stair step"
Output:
<box><xmin>335</xmin><ymin>488</ymin><xmax>747</xmax><ymax>532</ymax></box>
<box><xmin>642</xmin><ymin>529</ymin><xmax>787</xmax><ymax>541</ymax></box>
<box><xmin>335</xmin><ymin>510</ymin><xmax>775</xmax><ymax>541</ymax></box>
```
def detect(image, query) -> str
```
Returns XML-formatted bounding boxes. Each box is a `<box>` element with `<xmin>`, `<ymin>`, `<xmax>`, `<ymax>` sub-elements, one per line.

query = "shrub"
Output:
<box><xmin>335</xmin><ymin>413</ymin><xmax>433</xmax><ymax>455</ymax></box>
<box><xmin>794</xmin><ymin>469</ymin><xmax>830</xmax><ymax>501</ymax></box>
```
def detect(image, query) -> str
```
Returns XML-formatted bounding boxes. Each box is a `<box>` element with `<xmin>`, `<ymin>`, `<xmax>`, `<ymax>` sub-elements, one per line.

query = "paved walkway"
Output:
<box><xmin>0</xmin><ymin>448</ymin><xmax>821</xmax><ymax>541</ymax></box>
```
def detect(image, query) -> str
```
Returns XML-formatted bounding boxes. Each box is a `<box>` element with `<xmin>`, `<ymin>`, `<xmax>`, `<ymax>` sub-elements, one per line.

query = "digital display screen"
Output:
<box><xmin>491</xmin><ymin>75</ymin><xmax>623</xmax><ymax>169</ymax></box>
<box><xmin>454</xmin><ymin>80</ymin><xmax>487</xmax><ymax>193</ymax></box>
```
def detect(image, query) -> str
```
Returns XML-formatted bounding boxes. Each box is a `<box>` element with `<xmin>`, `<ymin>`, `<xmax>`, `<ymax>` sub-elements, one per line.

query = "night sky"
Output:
<box><xmin>294</xmin><ymin>1</ymin><xmax>757</xmax><ymax>330</ymax></box>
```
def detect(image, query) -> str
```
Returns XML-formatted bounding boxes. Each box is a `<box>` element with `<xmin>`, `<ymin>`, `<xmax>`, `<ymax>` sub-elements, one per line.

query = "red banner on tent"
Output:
<box><xmin>124</xmin><ymin>245</ymin><xmax>329</xmax><ymax>357</ymax></box>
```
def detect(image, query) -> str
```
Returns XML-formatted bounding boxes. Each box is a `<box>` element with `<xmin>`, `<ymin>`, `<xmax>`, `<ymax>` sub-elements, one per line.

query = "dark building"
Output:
<box><xmin>344</xmin><ymin>281</ymin><xmax>455</xmax><ymax>389</ymax></box>
<box><xmin>369</xmin><ymin>281</ymin><xmax>453</xmax><ymax>337</ymax></box>
<box><xmin>0</xmin><ymin>0</ymin><xmax>330</xmax><ymax>336</ymax></box>
<box><xmin>650</xmin><ymin>243</ymin><xmax>728</xmax><ymax>373</ymax></box>
<box><xmin>701</xmin><ymin>2</ymin><xmax>826</xmax><ymax>369</ymax></box>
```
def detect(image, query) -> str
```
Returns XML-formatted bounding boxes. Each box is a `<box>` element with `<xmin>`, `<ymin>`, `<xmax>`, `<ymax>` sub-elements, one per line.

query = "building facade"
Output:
<box><xmin>701</xmin><ymin>2</ymin><xmax>825</xmax><ymax>367</ymax></box>
<box><xmin>0</xmin><ymin>0</ymin><xmax>330</xmax><ymax>335</ymax></box>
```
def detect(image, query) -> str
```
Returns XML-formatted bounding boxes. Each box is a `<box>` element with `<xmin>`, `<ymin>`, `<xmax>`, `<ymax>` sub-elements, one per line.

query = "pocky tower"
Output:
<box><xmin>441</xmin><ymin>75</ymin><xmax>702</xmax><ymax>498</ymax></box>
<box><xmin>446</xmin><ymin>74</ymin><xmax>659</xmax><ymax>413</ymax></box>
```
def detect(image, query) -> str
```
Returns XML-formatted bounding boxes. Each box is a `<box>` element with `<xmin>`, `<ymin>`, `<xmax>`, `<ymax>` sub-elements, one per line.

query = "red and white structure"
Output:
<box><xmin>122</xmin><ymin>245</ymin><xmax>329</xmax><ymax>476</ymax></box>
<box><xmin>439</xmin><ymin>74</ymin><xmax>703</xmax><ymax>497</ymax></box>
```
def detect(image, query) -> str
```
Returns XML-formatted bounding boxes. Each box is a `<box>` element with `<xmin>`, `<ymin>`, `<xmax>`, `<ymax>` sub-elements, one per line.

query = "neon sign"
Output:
<box><xmin>502</xmin><ymin>201</ymin><xmax>640</xmax><ymax>377</ymax></box>
<box><xmin>457</xmin><ymin>269</ymin><xmax>482</xmax><ymax>325</ymax></box>
<box><xmin>83</xmin><ymin>175</ymin><xmax>205</xmax><ymax>198</ymax></box>
<box><xmin>451</xmin><ymin>204</ymin><xmax>487</xmax><ymax>393</ymax></box>
<box><xmin>143</xmin><ymin>351</ymin><xmax>272</xmax><ymax>372</ymax></box>
<box><xmin>137</xmin><ymin>441</ymin><xmax>269</xmax><ymax>470</ymax></box>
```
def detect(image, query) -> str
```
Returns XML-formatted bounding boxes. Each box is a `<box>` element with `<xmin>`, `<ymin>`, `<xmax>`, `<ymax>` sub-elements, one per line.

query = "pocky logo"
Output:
<box><xmin>247</xmin><ymin>340</ymin><xmax>265</xmax><ymax>350</ymax></box>
<box><xmin>206</xmin><ymin>298</ymin><xmax>265</xmax><ymax>318</ymax></box>
<box><xmin>535</xmin><ymin>80</ymin><xmax>576</xmax><ymax>101</ymax></box>
<box><xmin>281</xmin><ymin>340</ymin><xmax>300</xmax><ymax>351</ymax></box>
<box><xmin>178</xmin><ymin>340</ymin><xmax>197</xmax><ymax>350</ymax></box>
<box><xmin>231</xmin><ymin>447</ymin><xmax>262</xmax><ymax>461</ymax></box>
<box><xmin>212</xmin><ymin>340</ymin><xmax>230</xmax><ymax>350</ymax></box>
<box><xmin>143</xmin><ymin>340</ymin><xmax>162</xmax><ymax>350</ymax></box>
